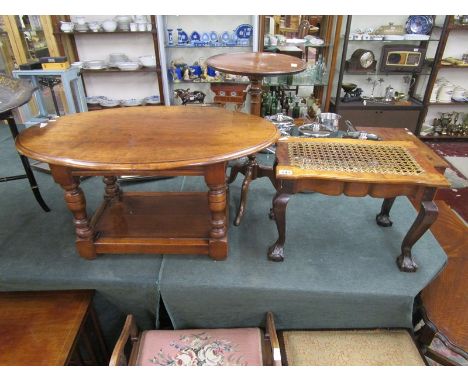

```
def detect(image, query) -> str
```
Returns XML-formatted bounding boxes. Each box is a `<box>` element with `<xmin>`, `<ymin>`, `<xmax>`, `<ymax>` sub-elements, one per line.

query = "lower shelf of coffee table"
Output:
<box><xmin>93</xmin><ymin>192</ymin><xmax>212</xmax><ymax>255</ymax></box>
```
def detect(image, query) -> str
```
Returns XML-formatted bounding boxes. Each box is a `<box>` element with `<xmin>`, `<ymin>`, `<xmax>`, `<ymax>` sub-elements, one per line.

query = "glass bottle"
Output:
<box><xmin>292</xmin><ymin>102</ymin><xmax>300</xmax><ymax>118</ymax></box>
<box><xmin>270</xmin><ymin>90</ymin><xmax>277</xmax><ymax>116</ymax></box>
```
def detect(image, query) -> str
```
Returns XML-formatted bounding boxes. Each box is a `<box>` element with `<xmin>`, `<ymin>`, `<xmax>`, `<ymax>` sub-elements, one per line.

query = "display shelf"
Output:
<box><xmin>448</xmin><ymin>23</ymin><xmax>468</xmax><ymax>31</ymax></box>
<box><xmin>166</xmin><ymin>44</ymin><xmax>252</xmax><ymax>48</ymax></box>
<box><xmin>420</xmin><ymin>135</ymin><xmax>468</xmax><ymax>140</ymax></box>
<box><xmin>345</xmin><ymin>38</ymin><xmax>440</xmax><ymax>42</ymax></box>
<box><xmin>86</xmin><ymin>103</ymin><xmax>161</xmax><ymax>111</ymax></box>
<box><xmin>331</xmin><ymin>97</ymin><xmax>423</xmax><ymax>110</ymax></box>
<box><xmin>82</xmin><ymin>67</ymin><xmax>160</xmax><ymax>74</ymax></box>
<box><xmin>171</xmin><ymin>79</ymin><xmax>249</xmax><ymax>85</ymax></box>
<box><xmin>428</xmin><ymin>101</ymin><xmax>468</xmax><ymax>105</ymax></box>
<box><xmin>437</xmin><ymin>64</ymin><xmax>468</xmax><ymax>69</ymax></box>
<box><xmin>54</xmin><ymin>31</ymin><xmax>156</xmax><ymax>35</ymax></box>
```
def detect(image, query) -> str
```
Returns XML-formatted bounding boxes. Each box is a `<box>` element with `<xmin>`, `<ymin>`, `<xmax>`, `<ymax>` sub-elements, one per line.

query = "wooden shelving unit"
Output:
<box><xmin>418</xmin><ymin>16</ymin><xmax>468</xmax><ymax>141</ymax></box>
<box><xmin>258</xmin><ymin>15</ymin><xmax>342</xmax><ymax>112</ymax></box>
<box><xmin>51</xmin><ymin>15</ymin><xmax>165</xmax><ymax>105</ymax></box>
<box><xmin>332</xmin><ymin>16</ymin><xmax>450</xmax><ymax>133</ymax></box>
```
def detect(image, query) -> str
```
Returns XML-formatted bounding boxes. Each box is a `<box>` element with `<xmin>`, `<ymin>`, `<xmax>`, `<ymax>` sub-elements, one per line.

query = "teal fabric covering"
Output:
<box><xmin>160</xmin><ymin>175</ymin><xmax>447</xmax><ymax>330</ymax></box>
<box><xmin>0</xmin><ymin>125</ymin><xmax>447</xmax><ymax>343</ymax></box>
<box><xmin>0</xmin><ymin>125</ymin><xmax>164</xmax><ymax>347</ymax></box>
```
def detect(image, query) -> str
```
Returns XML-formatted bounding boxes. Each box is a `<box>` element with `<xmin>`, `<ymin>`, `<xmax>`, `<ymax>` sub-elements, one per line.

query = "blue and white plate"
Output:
<box><xmin>234</xmin><ymin>24</ymin><xmax>253</xmax><ymax>39</ymax></box>
<box><xmin>177</xmin><ymin>29</ymin><xmax>189</xmax><ymax>44</ymax></box>
<box><xmin>405</xmin><ymin>15</ymin><xmax>433</xmax><ymax>35</ymax></box>
<box><xmin>210</xmin><ymin>31</ymin><xmax>218</xmax><ymax>42</ymax></box>
<box><xmin>190</xmin><ymin>31</ymin><xmax>201</xmax><ymax>42</ymax></box>
<box><xmin>220</xmin><ymin>31</ymin><xmax>230</xmax><ymax>44</ymax></box>
<box><xmin>201</xmin><ymin>32</ymin><xmax>210</xmax><ymax>44</ymax></box>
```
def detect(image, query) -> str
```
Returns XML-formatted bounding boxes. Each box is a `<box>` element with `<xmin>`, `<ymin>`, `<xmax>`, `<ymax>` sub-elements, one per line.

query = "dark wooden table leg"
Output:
<box><xmin>249</xmin><ymin>76</ymin><xmax>263</xmax><ymax>116</ymax></box>
<box><xmin>268</xmin><ymin>190</ymin><xmax>292</xmax><ymax>262</ymax></box>
<box><xmin>50</xmin><ymin>165</ymin><xmax>96</xmax><ymax>260</ymax></box>
<box><xmin>103</xmin><ymin>176</ymin><xmax>121</xmax><ymax>202</ymax></box>
<box><xmin>376</xmin><ymin>197</ymin><xmax>396</xmax><ymax>227</ymax></box>
<box><xmin>205</xmin><ymin>162</ymin><xmax>228</xmax><ymax>260</ymax></box>
<box><xmin>397</xmin><ymin>188</ymin><xmax>438</xmax><ymax>272</ymax></box>
<box><xmin>233</xmin><ymin>155</ymin><xmax>276</xmax><ymax>226</ymax></box>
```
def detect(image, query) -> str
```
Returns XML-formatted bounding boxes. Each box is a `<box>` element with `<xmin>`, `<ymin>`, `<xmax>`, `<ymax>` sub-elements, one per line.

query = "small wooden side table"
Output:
<box><xmin>207</xmin><ymin>52</ymin><xmax>306</xmax><ymax>225</ymax></box>
<box><xmin>269</xmin><ymin>138</ymin><xmax>450</xmax><ymax>272</ymax></box>
<box><xmin>0</xmin><ymin>290</ymin><xmax>108</xmax><ymax>366</ymax></box>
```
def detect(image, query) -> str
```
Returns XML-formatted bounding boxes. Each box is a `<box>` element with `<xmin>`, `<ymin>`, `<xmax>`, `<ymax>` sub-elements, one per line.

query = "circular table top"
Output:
<box><xmin>16</xmin><ymin>106</ymin><xmax>280</xmax><ymax>171</ymax></box>
<box><xmin>206</xmin><ymin>52</ymin><xmax>307</xmax><ymax>77</ymax></box>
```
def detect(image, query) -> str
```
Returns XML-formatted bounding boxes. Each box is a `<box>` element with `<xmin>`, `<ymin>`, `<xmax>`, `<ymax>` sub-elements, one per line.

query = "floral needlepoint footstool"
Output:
<box><xmin>136</xmin><ymin>328</ymin><xmax>263</xmax><ymax>366</ymax></box>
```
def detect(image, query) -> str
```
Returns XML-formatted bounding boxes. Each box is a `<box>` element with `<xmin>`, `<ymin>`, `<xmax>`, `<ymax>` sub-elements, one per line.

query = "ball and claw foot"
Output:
<box><xmin>397</xmin><ymin>254</ymin><xmax>418</xmax><ymax>272</ymax></box>
<box><xmin>376</xmin><ymin>213</ymin><xmax>393</xmax><ymax>227</ymax></box>
<box><xmin>267</xmin><ymin>242</ymin><xmax>285</xmax><ymax>262</ymax></box>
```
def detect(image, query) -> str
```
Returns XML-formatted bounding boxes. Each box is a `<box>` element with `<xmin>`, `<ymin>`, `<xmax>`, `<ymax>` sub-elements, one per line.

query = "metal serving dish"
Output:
<box><xmin>298</xmin><ymin>122</ymin><xmax>333</xmax><ymax>138</ymax></box>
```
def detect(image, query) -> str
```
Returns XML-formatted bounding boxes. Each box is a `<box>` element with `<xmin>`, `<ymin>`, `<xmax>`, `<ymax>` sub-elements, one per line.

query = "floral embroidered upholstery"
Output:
<box><xmin>136</xmin><ymin>328</ymin><xmax>263</xmax><ymax>366</ymax></box>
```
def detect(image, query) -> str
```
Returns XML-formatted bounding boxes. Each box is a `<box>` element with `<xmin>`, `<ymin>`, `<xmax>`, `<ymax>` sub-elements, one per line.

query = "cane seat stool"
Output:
<box><xmin>110</xmin><ymin>312</ymin><xmax>281</xmax><ymax>366</ymax></box>
<box><xmin>281</xmin><ymin>329</ymin><xmax>427</xmax><ymax>366</ymax></box>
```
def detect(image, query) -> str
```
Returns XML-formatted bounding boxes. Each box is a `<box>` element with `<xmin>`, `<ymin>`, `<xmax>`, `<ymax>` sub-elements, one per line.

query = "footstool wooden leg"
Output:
<box><xmin>50</xmin><ymin>165</ymin><xmax>96</xmax><ymax>260</ymax></box>
<box><xmin>376</xmin><ymin>197</ymin><xmax>396</xmax><ymax>227</ymax></box>
<box><xmin>268</xmin><ymin>191</ymin><xmax>291</xmax><ymax>262</ymax></box>
<box><xmin>397</xmin><ymin>189</ymin><xmax>438</xmax><ymax>272</ymax></box>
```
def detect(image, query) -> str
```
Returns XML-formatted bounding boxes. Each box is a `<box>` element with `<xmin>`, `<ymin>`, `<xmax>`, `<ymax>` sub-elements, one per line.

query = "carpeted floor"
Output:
<box><xmin>0</xmin><ymin>124</ymin><xmax>448</xmax><ymax>349</ymax></box>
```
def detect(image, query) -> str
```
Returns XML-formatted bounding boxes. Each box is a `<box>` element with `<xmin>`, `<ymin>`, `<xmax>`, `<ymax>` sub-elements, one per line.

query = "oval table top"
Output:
<box><xmin>16</xmin><ymin>106</ymin><xmax>280</xmax><ymax>171</ymax></box>
<box><xmin>206</xmin><ymin>52</ymin><xmax>307</xmax><ymax>77</ymax></box>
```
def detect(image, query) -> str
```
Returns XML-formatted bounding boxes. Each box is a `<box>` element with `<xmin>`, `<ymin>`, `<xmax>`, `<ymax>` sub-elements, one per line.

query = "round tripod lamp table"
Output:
<box><xmin>206</xmin><ymin>52</ymin><xmax>306</xmax><ymax>116</ymax></box>
<box><xmin>15</xmin><ymin>106</ymin><xmax>280</xmax><ymax>261</ymax></box>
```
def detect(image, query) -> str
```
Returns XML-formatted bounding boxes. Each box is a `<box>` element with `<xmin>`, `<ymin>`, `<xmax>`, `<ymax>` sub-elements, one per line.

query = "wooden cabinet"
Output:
<box><xmin>338</xmin><ymin>109</ymin><xmax>420</xmax><ymax>131</ymax></box>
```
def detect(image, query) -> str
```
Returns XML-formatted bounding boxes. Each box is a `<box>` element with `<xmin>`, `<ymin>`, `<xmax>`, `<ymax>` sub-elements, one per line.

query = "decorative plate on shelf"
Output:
<box><xmin>201</xmin><ymin>32</ymin><xmax>210</xmax><ymax>44</ymax></box>
<box><xmin>234</xmin><ymin>24</ymin><xmax>253</xmax><ymax>39</ymax></box>
<box><xmin>178</xmin><ymin>29</ymin><xmax>189</xmax><ymax>44</ymax></box>
<box><xmin>405</xmin><ymin>15</ymin><xmax>433</xmax><ymax>35</ymax></box>
<box><xmin>190</xmin><ymin>31</ymin><xmax>201</xmax><ymax>42</ymax></box>
<box><xmin>210</xmin><ymin>31</ymin><xmax>218</xmax><ymax>42</ymax></box>
<box><xmin>220</xmin><ymin>31</ymin><xmax>230</xmax><ymax>44</ymax></box>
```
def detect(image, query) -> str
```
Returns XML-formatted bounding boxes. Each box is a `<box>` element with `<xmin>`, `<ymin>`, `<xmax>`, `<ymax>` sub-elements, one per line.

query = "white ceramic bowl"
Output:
<box><xmin>102</xmin><ymin>20</ymin><xmax>117</xmax><ymax>32</ymax></box>
<box><xmin>139</xmin><ymin>55</ymin><xmax>156</xmax><ymax>67</ymax></box>
<box><xmin>108</xmin><ymin>53</ymin><xmax>129</xmax><ymax>67</ymax></box>
<box><xmin>60</xmin><ymin>22</ymin><xmax>75</xmax><ymax>33</ymax></box>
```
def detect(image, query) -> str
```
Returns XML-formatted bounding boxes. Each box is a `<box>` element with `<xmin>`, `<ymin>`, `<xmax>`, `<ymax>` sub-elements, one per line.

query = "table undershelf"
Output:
<box><xmin>93</xmin><ymin>192</ymin><xmax>212</xmax><ymax>255</ymax></box>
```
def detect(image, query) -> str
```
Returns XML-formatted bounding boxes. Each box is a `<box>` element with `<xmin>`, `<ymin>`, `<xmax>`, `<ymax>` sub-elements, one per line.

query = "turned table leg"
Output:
<box><xmin>50</xmin><ymin>165</ymin><xmax>96</xmax><ymax>260</ymax></box>
<box><xmin>268</xmin><ymin>191</ymin><xmax>292</xmax><ymax>262</ymax></box>
<box><xmin>103</xmin><ymin>176</ymin><xmax>121</xmax><ymax>201</ymax></box>
<box><xmin>205</xmin><ymin>163</ymin><xmax>228</xmax><ymax>260</ymax></box>
<box><xmin>376</xmin><ymin>197</ymin><xmax>396</xmax><ymax>227</ymax></box>
<box><xmin>397</xmin><ymin>188</ymin><xmax>438</xmax><ymax>272</ymax></box>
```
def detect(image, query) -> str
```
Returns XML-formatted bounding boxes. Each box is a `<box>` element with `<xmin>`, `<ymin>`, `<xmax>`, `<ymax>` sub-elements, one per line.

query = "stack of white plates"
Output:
<box><xmin>84</xmin><ymin>60</ymin><xmax>107</xmax><ymax>70</ymax></box>
<box><xmin>117</xmin><ymin>62</ymin><xmax>140</xmax><ymax>71</ymax></box>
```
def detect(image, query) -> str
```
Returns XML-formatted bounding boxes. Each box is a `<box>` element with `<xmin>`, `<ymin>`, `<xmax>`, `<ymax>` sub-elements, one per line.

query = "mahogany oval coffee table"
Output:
<box><xmin>207</xmin><ymin>52</ymin><xmax>306</xmax><ymax>225</ymax></box>
<box><xmin>16</xmin><ymin>106</ymin><xmax>279</xmax><ymax>260</ymax></box>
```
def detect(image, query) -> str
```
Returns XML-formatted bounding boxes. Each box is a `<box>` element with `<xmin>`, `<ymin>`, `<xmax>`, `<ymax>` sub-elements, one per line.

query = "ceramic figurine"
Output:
<box><xmin>183</xmin><ymin>68</ymin><xmax>190</xmax><ymax>81</ymax></box>
<box><xmin>174</xmin><ymin>88</ymin><xmax>206</xmax><ymax>105</ymax></box>
<box><xmin>167</xmin><ymin>29</ymin><xmax>174</xmax><ymax>46</ymax></box>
